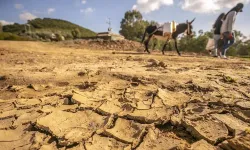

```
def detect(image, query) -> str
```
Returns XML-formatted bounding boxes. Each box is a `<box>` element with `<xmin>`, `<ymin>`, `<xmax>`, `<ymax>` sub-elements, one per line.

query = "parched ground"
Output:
<box><xmin>0</xmin><ymin>41</ymin><xmax>250</xmax><ymax>150</ymax></box>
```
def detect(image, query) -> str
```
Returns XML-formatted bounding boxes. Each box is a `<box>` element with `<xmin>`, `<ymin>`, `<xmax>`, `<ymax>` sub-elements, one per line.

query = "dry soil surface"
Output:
<box><xmin>0</xmin><ymin>41</ymin><xmax>250</xmax><ymax>150</ymax></box>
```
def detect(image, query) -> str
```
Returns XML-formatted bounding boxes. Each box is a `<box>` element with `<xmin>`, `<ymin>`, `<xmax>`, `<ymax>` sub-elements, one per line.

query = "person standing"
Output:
<box><xmin>220</xmin><ymin>3</ymin><xmax>244</xmax><ymax>59</ymax></box>
<box><xmin>212</xmin><ymin>13</ymin><xmax>225</xmax><ymax>57</ymax></box>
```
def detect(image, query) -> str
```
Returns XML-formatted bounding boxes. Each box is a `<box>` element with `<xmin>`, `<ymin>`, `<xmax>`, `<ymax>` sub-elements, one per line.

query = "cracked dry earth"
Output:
<box><xmin>1</xmin><ymin>41</ymin><xmax>250</xmax><ymax>150</ymax></box>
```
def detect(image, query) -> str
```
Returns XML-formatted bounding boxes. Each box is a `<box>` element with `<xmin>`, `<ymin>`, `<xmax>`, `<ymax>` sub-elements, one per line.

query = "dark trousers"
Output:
<box><xmin>222</xmin><ymin>32</ymin><xmax>235</xmax><ymax>56</ymax></box>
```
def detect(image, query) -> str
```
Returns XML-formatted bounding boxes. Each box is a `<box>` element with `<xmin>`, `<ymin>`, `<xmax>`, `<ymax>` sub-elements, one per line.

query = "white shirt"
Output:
<box><xmin>220</xmin><ymin>11</ymin><xmax>237</xmax><ymax>33</ymax></box>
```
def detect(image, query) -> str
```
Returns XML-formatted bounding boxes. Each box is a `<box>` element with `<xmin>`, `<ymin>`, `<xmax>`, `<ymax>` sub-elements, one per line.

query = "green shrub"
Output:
<box><xmin>0</xmin><ymin>32</ymin><xmax>30</xmax><ymax>41</ymax></box>
<box><xmin>64</xmin><ymin>33</ymin><xmax>73</xmax><ymax>40</ymax></box>
<box><xmin>36</xmin><ymin>32</ymin><xmax>51</xmax><ymax>40</ymax></box>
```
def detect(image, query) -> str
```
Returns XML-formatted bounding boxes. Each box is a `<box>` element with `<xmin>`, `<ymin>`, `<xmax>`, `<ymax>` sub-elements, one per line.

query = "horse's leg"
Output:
<box><xmin>144</xmin><ymin>35</ymin><xmax>153</xmax><ymax>54</ymax></box>
<box><xmin>162</xmin><ymin>39</ymin><xmax>169</xmax><ymax>55</ymax></box>
<box><xmin>174</xmin><ymin>39</ymin><xmax>181</xmax><ymax>56</ymax></box>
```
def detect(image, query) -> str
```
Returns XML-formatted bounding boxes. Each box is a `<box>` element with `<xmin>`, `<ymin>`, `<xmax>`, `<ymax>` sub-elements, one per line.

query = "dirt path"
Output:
<box><xmin>0</xmin><ymin>41</ymin><xmax>250</xmax><ymax>150</ymax></box>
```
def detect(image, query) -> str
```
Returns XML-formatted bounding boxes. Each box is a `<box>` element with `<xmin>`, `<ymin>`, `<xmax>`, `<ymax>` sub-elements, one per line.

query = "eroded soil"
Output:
<box><xmin>0</xmin><ymin>41</ymin><xmax>250</xmax><ymax>150</ymax></box>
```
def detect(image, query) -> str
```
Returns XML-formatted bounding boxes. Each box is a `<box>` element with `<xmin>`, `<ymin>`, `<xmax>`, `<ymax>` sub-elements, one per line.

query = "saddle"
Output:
<box><xmin>158</xmin><ymin>22</ymin><xmax>177</xmax><ymax>38</ymax></box>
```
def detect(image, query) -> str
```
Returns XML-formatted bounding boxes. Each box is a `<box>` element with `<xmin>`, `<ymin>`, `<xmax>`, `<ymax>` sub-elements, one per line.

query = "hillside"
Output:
<box><xmin>2</xmin><ymin>18</ymin><xmax>96</xmax><ymax>38</ymax></box>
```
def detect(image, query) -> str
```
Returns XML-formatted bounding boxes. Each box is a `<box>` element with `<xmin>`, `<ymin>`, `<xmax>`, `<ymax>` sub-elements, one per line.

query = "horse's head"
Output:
<box><xmin>186</xmin><ymin>18</ymin><xmax>195</xmax><ymax>37</ymax></box>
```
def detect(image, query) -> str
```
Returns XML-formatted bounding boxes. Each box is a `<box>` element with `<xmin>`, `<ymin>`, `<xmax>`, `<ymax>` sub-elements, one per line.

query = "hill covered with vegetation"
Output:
<box><xmin>2</xmin><ymin>18</ymin><xmax>96</xmax><ymax>39</ymax></box>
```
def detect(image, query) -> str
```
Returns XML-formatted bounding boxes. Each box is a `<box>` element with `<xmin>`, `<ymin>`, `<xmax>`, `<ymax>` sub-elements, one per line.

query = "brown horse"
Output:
<box><xmin>142</xmin><ymin>18</ymin><xmax>195</xmax><ymax>56</ymax></box>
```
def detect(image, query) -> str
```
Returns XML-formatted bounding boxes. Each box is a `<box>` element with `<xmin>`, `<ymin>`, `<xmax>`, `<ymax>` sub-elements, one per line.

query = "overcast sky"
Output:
<box><xmin>0</xmin><ymin>0</ymin><xmax>249</xmax><ymax>36</ymax></box>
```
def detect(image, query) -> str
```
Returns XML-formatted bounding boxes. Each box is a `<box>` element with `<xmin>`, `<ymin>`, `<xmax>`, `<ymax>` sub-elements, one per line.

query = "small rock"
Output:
<box><xmin>222</xmin><ymin>75</ymin><xmax>236</xmax><ymax>83</ymax></box>
<box><xmin>222</xmin><ymin>133</ymin><xmax>250</xmax><ymax>150</ymax></box>
<box><xmin>78</xmin><ymin>71</ymin><xmax>86</xmax><ymax>76</ymax></box>
<box><xmin>147</xmin><ymin>59</ymin><xmax>159</xmax><ymax>67</ymax></box>
<box><xmin>131</xmin><ymin>77</ymin><xmax>140</xmax><ymax>83</ymax></box>
<box><xmin>0</xmin><ymin>75</ymin><xmax>7</xmax><ymax>81</ymax></box>
<box><xmin>39</xmin><ymin>67</ymin><xmax>47</xmax><ymax>72</ymax></box>
<box><xmin>158</xmin><ymin>61</ymin><xmax>167</xmax><ymax>68</ymax></box>
<box><xmin>15</xmin><ymin>61</ymin><xmax>25</xmax><ymax>65</ymax></box>
<box><xmin>191</xmin><ymin>140</ymin><xmax>216</xmax><ymax>150</ymax></box>
<box><xmin>236</xmin><ymin>101</ymin><xmax>250</xmax><ymax>110</ymax></box>
<box><xmin>131</xmin><ymin>82</ymin><xmax>139</xmax><ymax>87</ymax></box>
<box><xmin>36</xmin><ymin>110</ymin><xmax>107</xmax><ymax>146</ymax></box>
<box><xmin>63</xmin><ymin>98</ymin><xmax>71</xmax><ymax>105</ymax></box>
<box><xmin>57</xmin><ymin>82</ymin><xmax>70</xmax><ymax>87</ymax></box>
<box><xmin>27</xmin><ymin>84</ymin><xmax>40</xmax><ymax>91</ymax></box>
<box><xmin>8</xmin><ymin>85</ymin><xmax>24</xmax><ymax>92</ymax></box>
<box><xmin>148</xmin><ymin>59</ymin><xmax>158</xmax><ymax>63</ymax></box>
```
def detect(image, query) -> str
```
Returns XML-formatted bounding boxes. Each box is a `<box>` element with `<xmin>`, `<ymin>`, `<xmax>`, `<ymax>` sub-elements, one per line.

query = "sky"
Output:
<box><xmin>0</xmin><ymin>0</ymin><xmax>250</xmax><ymax>37</ymax></box>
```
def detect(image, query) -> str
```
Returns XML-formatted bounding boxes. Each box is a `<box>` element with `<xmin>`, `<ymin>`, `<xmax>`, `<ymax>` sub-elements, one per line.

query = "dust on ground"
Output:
<box><xmin>0</xmin><ymin>41</ymin><xmax>250</xmax><ymax>150</ymax></box>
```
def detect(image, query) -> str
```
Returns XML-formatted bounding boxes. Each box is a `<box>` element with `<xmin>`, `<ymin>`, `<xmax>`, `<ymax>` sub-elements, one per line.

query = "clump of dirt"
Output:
<box><xmin>78</xmin><ymin>71</ymin><xmax>86</xmax><ymax>76</ymax></box>
<box><xmin>222</xmin><ymin>74</ymin><xmax>236</xmax><ymax>83</ymax></box>
<box><xmin>0</xmin><ymin>75</ymin><xmax>7</xmax><ymax>81</ymax></box>
<box><xmin>146</xmin><ymin>59</ymin><xmax>167</xmax><ymax>68</ymax></box>
<box><xmin>75</xmin><ymin>81</ymin><xmax>97</xmax><ymax>90</ymax></box>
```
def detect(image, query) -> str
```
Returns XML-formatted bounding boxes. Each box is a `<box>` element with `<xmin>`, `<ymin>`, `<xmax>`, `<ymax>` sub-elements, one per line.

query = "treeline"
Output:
<box><xmin>119</xmin><ymin>10</ymin><xmax>250</xmax><ymax>57</ymax></box>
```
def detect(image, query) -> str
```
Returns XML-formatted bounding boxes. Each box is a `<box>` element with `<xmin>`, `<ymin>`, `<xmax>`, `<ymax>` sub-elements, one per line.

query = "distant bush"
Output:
<box><xmin>64</xmin><ymin>33</ymin><xmax>73</xmax><ymax>40</ymax></box>
<box><xmin>72</xmin><ymin>28</ymin><xmax>81</xmax><ymax>39</ymax></box>
<box><xmin>227</xmin><ymin>41</ymin><xmax>250</xmax><ymax>57</ymax></box>
<box><xmin>55</xmin><ymin>33</ymin><xmax>64</xmax><ymax>41</ymax></box>
<box><xmin>35</xmin><ymin>32</ymin><xmax>51</xmax><ymax>40</ymax></box>
<box><xmin>0</xmin><ymin>32</ymin><xmax>31</xmax><ymax>41</ymax></box>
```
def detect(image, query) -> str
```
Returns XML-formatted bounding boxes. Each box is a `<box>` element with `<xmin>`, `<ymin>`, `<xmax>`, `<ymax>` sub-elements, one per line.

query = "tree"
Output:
<box><xmin>178</xmin><ymin>31</ymin><xmax>210</xmax><ymax>53</ymax></box>
<box><xmin>119</xmin><ymin>10</ymin><xmax>149</xmax><ymax>41</ymax></box>
<box><xmin>198</xmin><ymin>30</ymin><xmax>203</xmax><ymax>36</ymax></box>
<box><xmin>203</xmin><ymin>30</ymin><xmax>213</xmax><ymax>38</ymax></box>
<box><xmin>0</xmin><ymin>22</ymin><xmax>2</xmax><ymax>33</ymax></box>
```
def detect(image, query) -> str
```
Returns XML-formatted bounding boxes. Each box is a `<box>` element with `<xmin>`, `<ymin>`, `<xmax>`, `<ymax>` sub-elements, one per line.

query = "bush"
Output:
<box><xmin>64</xmin><ymin>33</ymin><xmax>73</xmax><ymax>40</ymax></box>
<box><xmin>71</xmin><ymin>28</ymin><xmax>81</xmax><ymax>39</ymax></box>
<box><xmin>227</xmin><ymin>47</ymin><xmax>238</xmax><ymax>56</ymax></box>
<box><xmin>0</xmin><ymin>32</ymin><xmax>30</xmax><ymax>41</ymax></box>
<box><xmin>36</xmin><ymin>32</ymin><xmax>51</xmax><ymax>40</ymax></box>
<box><xmin>237</xmin><ymin>44</ymin><xmax>250</xmax><ymax>56</ymax></box>
<box><xmin>55</xmin><ymin>33</ymin><xmax>64</xmax><ymax>41</ymax></box>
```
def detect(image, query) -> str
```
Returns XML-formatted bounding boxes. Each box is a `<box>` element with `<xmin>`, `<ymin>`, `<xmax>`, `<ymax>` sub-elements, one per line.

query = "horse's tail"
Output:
<box><xmin>141</xmin><ymin>27</ymin><xmax>148</xmax><ymax>43</ymax></box>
